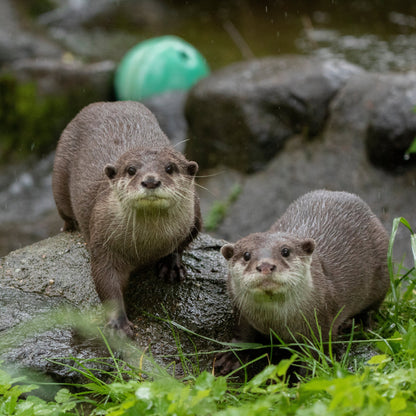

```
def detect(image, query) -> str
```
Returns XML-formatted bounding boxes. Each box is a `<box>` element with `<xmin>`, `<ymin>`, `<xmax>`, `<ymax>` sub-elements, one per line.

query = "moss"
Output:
<box><xmin>0</xmin><ymin>73</ymin><xmax>111</xmax><ymax>164</ymax></box>
<box><xmin>14</xmin><ymin>0</ymin><xmax>55</xmax><ymax>17</ymax></box>
<box><xmin>0</xmin><ymin>74</ymin><xmax>63</xmax><ymax>161</ymax></box>
<box><xmin>204</xmin><ymin>184</ymin><xmax>242</xmax><ymax>231</ymax></box>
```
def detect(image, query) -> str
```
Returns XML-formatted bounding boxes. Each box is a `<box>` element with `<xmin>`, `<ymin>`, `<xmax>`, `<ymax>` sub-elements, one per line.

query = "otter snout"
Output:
<box><xmin>141</xmin><ymin>175</ymin><xmax>161</xmax><ymax>189</ymax></box>
<box><xmin>256</xmin><ymin>261</ymin><xmax>276</xmax><ymax>275</ymax></box>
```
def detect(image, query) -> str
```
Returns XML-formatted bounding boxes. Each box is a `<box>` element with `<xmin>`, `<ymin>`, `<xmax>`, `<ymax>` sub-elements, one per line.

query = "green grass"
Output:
<box><xmin>1</xmin><ymin>217</ymin><xmax>416</xmax><ymax>415</ymax></box>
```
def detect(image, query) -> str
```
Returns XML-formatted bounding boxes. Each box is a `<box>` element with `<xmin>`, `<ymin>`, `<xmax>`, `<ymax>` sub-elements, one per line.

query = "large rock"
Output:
<box><xmin>206</xmin><ymin>86</ymin><xmax>416</xmax><ymax>267</ymax></box>
<box><xmin>0</xmin><ymin>58</ymin><xmax>115</xmax><ymax>162</ymax></box>
<box><xmin>0</xmin><ymin>232</ymin><xmax>233</xmax><ymax>382</ymax></box>
<box><xmin>185</xmin><ymin>56</ymin><xmax>362</xmax><ymax>173</ymax></box>
<box><xmin>329</xmin><ymin>71</ymin><xmax>416</xmax><ymax>172</ymax></box>
<box><xmin>0</xmin><ymin>0</ymin><xmax>62</xmax><ymax>64</ymax></box>
<box><xmin>142</xmin><ymin>91</ymin><xmax>188</xmax><ymax>151</ymax></box>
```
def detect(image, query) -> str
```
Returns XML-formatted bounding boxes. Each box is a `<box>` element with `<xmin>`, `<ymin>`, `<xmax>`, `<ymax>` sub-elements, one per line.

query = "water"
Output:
<box><xmin>160</xmin><ymin>1</ymin><xmax>416</xmax><ymax>72</ymax></box>
<box><xmin>50</xmin><ymin>1</ymin><xmax>416</xmax><ymax>72</ymax></box>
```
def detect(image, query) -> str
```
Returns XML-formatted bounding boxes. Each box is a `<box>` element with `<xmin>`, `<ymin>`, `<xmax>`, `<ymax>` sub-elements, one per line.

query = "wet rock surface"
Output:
<box><xmin>333</xmin><ymin>71</ymin><xmax>416</xmax><ymax>171</ymax></box>
<box><xmin>142</xmin><ymin>91</ymin><xmax>188</xmax><ymax>151</ymax></box>
<box><xmin>185</xmin><ymin>56</ymin><xmax>362</xmax><ymax>173</ymax></box>
<box><xmin>0</xmin><ymin>232</ymin><xmax>233</xmax><ymax>382</ymax></box>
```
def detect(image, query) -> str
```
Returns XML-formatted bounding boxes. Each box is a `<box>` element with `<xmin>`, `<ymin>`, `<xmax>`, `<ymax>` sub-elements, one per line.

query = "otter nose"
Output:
<box><xmin>256</xmin><ymin>262</ymin><xmax>276</xmax><ymax>275</ymax></box>
<box><xmin>141</xmin><ymin>176</ymin><xmax>161</xmax><ymax>189</ymax></box>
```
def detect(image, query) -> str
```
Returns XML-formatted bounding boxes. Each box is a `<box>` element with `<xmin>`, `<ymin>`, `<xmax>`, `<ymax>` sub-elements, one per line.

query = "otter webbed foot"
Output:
<box><xmin>214</xmin><ymin>350</ymin><xmax>246</xmax><ymax>376</ymax></box>
<box><xmin>107</xmin><ymin>315</ymin><xmax>135</xmax><ymax>339</ymax></box>
<box><xmin>157</xmin><ymin>252</ymin><xmax>186</xmax><ymax>282</ymax></box>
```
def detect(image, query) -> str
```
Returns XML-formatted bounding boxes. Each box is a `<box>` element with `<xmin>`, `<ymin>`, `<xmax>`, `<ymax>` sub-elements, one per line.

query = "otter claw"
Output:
<box><xmin>157</xmin><ymin>253</ymin><xmax>186</xmax><ymax>282</ymax></box>
<box><xmin>107</xmin><ymin>316</ymin><xmax>135</xmax><ymax>339</ymax></box>
<box><xmin>214</xmin><ymin>351</ymin><xmax>244</xmax><ymax>376</ymax></box>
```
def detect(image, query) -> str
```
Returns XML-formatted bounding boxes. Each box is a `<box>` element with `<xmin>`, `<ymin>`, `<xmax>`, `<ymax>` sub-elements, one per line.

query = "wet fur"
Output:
<box><xmin>217</xmin><ymin>190</ymin><xmax>389</xmax><ymax>375</ymax></box>
<box><xmin>52</xmin><ymin>101</ymin><xmax>201</xmax><ymax>336</ymax></box>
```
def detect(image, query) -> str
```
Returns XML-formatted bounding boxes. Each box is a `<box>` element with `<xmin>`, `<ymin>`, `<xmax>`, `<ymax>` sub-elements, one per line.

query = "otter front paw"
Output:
<box><xmin>157</xmin><ymin>253</ymin><xmax>186</xmax><ymax>282</ymax></box>
<box><xmin>214</xmin><ymin>350</ymin><xmax>247</xmax><ymax>376</ymax></box>
<box><xmin>107</xmin><ymin>315</ymin><xmax>135</xmax><ymax>338</ymax></box>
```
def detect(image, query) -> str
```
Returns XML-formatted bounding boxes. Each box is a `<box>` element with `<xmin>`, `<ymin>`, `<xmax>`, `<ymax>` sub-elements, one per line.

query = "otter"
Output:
<box><xmin>216</xmin><ymin>190</ymin><xmax>389</xmax><ymax>375</ymax></box>
<box><xmin>52</xmin><ymin>101</ymin><xmax>201</xmax><ymax>337</ymax></box>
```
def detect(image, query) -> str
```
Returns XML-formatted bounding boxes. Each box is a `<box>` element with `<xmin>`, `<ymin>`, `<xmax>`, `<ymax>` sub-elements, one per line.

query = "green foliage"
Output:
<box><xmin>1</xmin><ymin>217</ymin><xmax>416</xmax><ymax>415</ymax></box>
<box><xmin>205</xmin><ymin>184</ymin><xmax>242</xmax><ymax>231</ymax></box>
<box><xmin>407</xmin><ymin>138</ymin><xmax>416</xmax><ymax>155</ymax></box>
<box><xmin>14</xmin><ymin>0</ymin><xmax>55</xmax><ymax>17</ymax></box>
<box><xmin>0</xmin><ymin>367</ymin><xmax>78</xmax><ymax>415</ymax></box>
<box><xmin>0</xmin><ymin>72</ymin><xmax>108</xmax><ymax>164</ymax></box>
<box><xmin>0</xmin><ymin>74</ymin><xmax>63</xmax><ymax>161</ymax></box>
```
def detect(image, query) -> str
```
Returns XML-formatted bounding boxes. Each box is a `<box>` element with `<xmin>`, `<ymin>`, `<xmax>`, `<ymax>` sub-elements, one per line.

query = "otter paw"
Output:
<box><xmin>157</xmin><ymin>253</ymin><xmax>186</xmax><ymax>283</ymax></box>
<box><xmin>214</xmin><ymin>351</ymin><xmax>245</xmax><ymax>376</ymax></box>
<box><xmin>107</xmin><ymin>316</ymin><xmax>135</xmax><ymax>339</ymax></box>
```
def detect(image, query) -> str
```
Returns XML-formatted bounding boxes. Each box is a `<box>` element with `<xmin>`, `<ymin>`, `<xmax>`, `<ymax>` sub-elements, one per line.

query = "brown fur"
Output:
<box><xmin>52</xmin><ymin>101</ymin><xmax>201</xmax><ymax>336</ymax></box>
<box><xmin>216</xmin><ymin>190</ymin><xmax>389</xmax><ymax>375</ymax></box>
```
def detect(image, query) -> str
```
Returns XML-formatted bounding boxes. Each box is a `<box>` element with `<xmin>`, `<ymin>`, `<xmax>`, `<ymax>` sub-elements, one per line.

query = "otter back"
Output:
<box><xmin>217</xmin><ymin>190</ymin><xmax>389</xmax><ymax>375</ymax></box>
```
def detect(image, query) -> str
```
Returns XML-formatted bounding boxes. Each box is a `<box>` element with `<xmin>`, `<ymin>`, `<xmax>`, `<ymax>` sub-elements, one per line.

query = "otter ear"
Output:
<box><xmin>187</xmin><ymin>161</ymin><xmax>198</xmax><ymax>177</ymax></box>
<box><xmin>221</xmin><ymin>244</ymin><xmax>235</xmax><ymax>260</ymax></box>
<box><xmin>104</xmin><ymin>164</ymin><xmax>117</xmax><ymax>179</ymax></box>
<box><xmin>301</xmin><ymin>238</ymin><xmax>315</xmax><ymax>255</ymax></box>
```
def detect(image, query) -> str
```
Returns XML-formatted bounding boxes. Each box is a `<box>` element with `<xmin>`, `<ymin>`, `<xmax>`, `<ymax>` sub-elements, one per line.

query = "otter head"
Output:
<box><xmin>221</xmin><ymin>232</ymin><xmax>315</xmax><ymax>305</ymax></box>
<box><xmin>104</xmin><ymin>147</ymin><xmax>198</xmax><ymax>213</ymax></box>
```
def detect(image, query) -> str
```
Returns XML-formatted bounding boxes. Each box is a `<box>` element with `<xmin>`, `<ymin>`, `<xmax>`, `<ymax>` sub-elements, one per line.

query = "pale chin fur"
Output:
<box><xmin>230</xmin><ymin>257</ymin><xmax>314</xmax><ymax>337</ymax></box>
<box><xmin>114</xmin><ymin>180</ymin><xmax>174</xmax><ymax>212</ymax></box>
<box><xmin>103</xmin><ymin>177</ymin><xmax>195</xmax><ymax>263</ymax></box>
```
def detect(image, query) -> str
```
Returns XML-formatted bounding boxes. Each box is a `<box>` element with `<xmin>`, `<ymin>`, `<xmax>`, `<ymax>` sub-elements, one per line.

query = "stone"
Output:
<box><xmin>0</xmin><ymin>0</ymin><xmax>62</xmax><ymax>64</ymax></box>
<box><xmin>185</xmin><ymin>56</ymin><xmax>362</xmax><ymax>173</ymax></box>
<box><xmin>207</xmin><ymin>87</ymin><xmax>416</xmax><ymax>268</ymax></box>
<box><xmin>142</xmin><ymin>91</ymin><xmax>188</xmax><ymax>151</ymax></box>
<box><xmin>0</xmin><ymin>58</ymin><xmax>115</xmax><ymax>161</ymax></box>
<box><xmin>330</xmin><ymin>72</ymin><xmax>416</xmax><ymax>171</ymax></box>
<box><xmin>0</xmin><ymin>232</ymin><xmax>233</xmax><ymax>382</ymax></box>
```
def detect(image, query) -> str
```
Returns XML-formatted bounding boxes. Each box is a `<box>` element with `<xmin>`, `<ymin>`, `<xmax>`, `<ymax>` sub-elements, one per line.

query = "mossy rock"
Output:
<box><xmin>0</xmin><ymin>74</ymin><xmax>67</xmax><ymax>160</ymax></box>
<box><xmin>0</xmin><ymin>59</ymin><xmax>115</xmax><ymax>163</ymax></box>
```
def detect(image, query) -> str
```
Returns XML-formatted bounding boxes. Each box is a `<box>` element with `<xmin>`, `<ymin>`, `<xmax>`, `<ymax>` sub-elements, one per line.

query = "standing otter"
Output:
<box><xmin>52</xmin><ymin>101</ymin><xmax>201</xmax><ymax>337</ymax></box>
<box><xmin>216</xmin><ymin>190</ymin><xmax>389</xmax><ymax>374</ymax></box>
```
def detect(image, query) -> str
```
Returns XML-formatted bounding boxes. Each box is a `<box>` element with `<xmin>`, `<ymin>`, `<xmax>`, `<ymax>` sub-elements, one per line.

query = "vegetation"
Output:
<box><xmin>0</xmin><ymin>73</ymin><xmax>110</xmax><ymax>164</ymax></box>
<box><xmin>1</xmin><ymin>218</ymin><xmax>415</xmax><ymax>415</ymax></box>
<box><xmin>406</xmin><ymin>137</ymin><xmax>416</xmax><ymax>155</ymax></box>
<box><xmin>204</xmin><ymin>184</ymin><xmax>242</xmax><ymax>231</ymax></box>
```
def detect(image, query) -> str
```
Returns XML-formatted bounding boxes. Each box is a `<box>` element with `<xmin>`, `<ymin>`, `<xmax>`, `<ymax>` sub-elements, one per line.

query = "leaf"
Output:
<box><xmin>406</xmin><ymin>137</ymin><xmax>416</xmax><ymax>154</ymax></box>
<box><xmin>367</xmin><ymin>354</ymin><xmax>391</xmax><ymax>367</ymax></box>
<box><xmin>54</xmin><ymin>388</ymin><xmax>72</xmax><ymax>404</ymax></box>
<box><xmin>403</xmin><ymin>319</ymin><xmax>416</xmax><ymax>356</ymax></box>
<box><xmin>195</xmin><ymin>372</ymin><xmax>226</xmax><ymax>400</ymax></box>
<box><xmin>245</xmin><ymin>365</ymin><xmax>279</xmax><ymax>393</ymax></box>
<box><xmin>411</xmin><ymin>233</ymin><xmax>416</xmax><ymax>270</ymax></box>
<box><xmin>390</xmin><ymin>396</ymin><xmax>407</xmax><ymax>412</ymax></box>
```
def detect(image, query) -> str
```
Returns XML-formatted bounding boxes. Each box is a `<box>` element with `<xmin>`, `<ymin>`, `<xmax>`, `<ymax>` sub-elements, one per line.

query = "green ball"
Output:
<box><xmin>114</xmin><ymin>35</ymin><xmax>210</xmax><ymax>101</ymax></box>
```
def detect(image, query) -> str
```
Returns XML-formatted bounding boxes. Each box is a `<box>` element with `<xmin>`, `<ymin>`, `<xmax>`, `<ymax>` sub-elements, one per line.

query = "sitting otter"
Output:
<box><xmin>216</xmin><ymin>190</ymin><xmax>389</xmax><ymax>375</ymax></box>
<box><xmin>52</xmin><ymin>101</ymin><xmax>201</xmax><ymax>337</ymax></box>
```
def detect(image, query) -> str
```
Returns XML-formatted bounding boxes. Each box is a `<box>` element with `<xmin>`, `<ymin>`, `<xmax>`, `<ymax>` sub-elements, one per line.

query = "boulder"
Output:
<box><xmin>142</xmin><ymin>91</ymin><xmax>188</xmax><ymax>151</ymax></box>
<box><xmin>0</xmin><ymin>232</ymin><xmax>233</xmax><ymax>382</ymax></box>
<box><xmin>207</xmin><ymin>85</ymin><xmax>416</xmax><ymax>267</ymax></box>
<box><xmin>185</xmin><ymin>56</ymin><xmax>362</xmax><ymax>173</ymax></box>
<box><xmin>0</xmin><ymin>0</ymin><xmax>62</xmax><ymax>64</ymax></box>
<box><xmin>0</xmin><ymin>58</ymin><xmax>115</xmax><ymax>162</ymax></box>
<box><xmin>329</xmin><ymin>71</ymin><xmax>416</xmax><ymax>171</ymax></box>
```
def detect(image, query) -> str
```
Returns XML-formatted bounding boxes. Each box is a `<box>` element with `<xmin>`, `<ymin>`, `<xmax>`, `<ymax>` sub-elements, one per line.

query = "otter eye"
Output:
<box><xmin>127</xmin><ymin>166</ymin><xmax>136</xmax><ymax>176</ymax></box>
<box><xmin>243</xmin><ymin>252</ymin><xmax>251</xmax><ymax>261</ymax></box>
<box><xmin>165</xmin><ymin>163</ymin><xmax>176</xmax><ymax>174</ymax></box>
<box><xmin>281</xmin><ymin>248</ymin><xmax>290</xmax><ymax>258</ymax></box>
